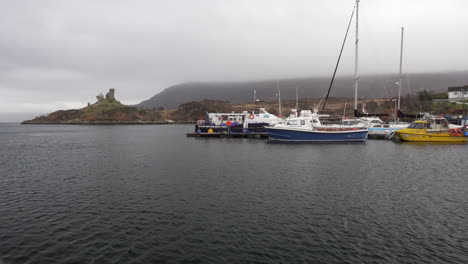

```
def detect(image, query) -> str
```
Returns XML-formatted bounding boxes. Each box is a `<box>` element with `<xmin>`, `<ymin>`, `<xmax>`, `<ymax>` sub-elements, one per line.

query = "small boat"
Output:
<box><xmin>453</xmin><ymin>117</ymin><xmax>468</xmax><ymax>136</ymax></box>
<box><xmin>360</xmin><ymin>117</ymin><xmax>408</xmax><ymax>138</ymax></box>
<box><xmin>395</xmin><ymin>116</ymin><xmax>466</xmax><ymax>142</ymax></box>
<box><xmin>265</xmin><ymin>111</ymin><xmax>368</xmax><ymax>142</ymax></box>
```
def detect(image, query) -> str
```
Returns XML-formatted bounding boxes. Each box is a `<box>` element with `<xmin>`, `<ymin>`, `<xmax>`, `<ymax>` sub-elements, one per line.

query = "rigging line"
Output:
<box><xmin>316</xmin><ymin>90</ymin><xmax>328</xmax><ymax>111</ymax></box>
<box><xmin>406</xmin><ymin>74</ymin><xmax>414</xmax><ymax>112</ymax></box>
<box><xmin>321</xmin><ymin>5</ymin><xmax>356</xmax><ymax>113</ymax></box>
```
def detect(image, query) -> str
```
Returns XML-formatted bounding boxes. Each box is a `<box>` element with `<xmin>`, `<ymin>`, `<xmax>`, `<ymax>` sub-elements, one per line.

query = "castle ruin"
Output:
<box><xmin>106</xmin><ymin>88</ymin><xmax>115</xmax><ymax>100</ymax></box>
<box><xmin>96</xmin><ymin>93</ymin><xmax>104</xmax><ymax>102</ymax></box>
<box><xmin>96</xmin><ymin>88</ymin><xmax>116</xmax><ymax>102</ymax></box>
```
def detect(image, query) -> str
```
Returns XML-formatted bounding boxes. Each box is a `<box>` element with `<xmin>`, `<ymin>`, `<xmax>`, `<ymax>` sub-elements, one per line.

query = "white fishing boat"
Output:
<box><xmin>196</xmin><ymin>108</ymin><xmax>282</xmax><ymax>133</ymax></box>
<box><xmin>266</xmin><ymin>110</ymin><xmax>368</xmax><ymax>142</ymax></box>
<box><xmin>266</xmin><ymin>0</ymin><xmax>368</xmax><ymax>142</ymax></box>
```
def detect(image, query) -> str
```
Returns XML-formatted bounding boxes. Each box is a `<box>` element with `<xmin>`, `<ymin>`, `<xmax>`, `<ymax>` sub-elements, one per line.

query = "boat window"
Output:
<box><xmin>287</xmin><ymin>120</ymin><xmax>298</xmax><ymax>125</ymax></box>
<box><xmin>408</xmin><ymin>122</ymin><xmax>428</xmax><ymax>129</ymax></box>
<box><xmin>300</xmin><ymin>120</ymin><xmax>305</xmax><ymax>125</ymax></box>
<box><xmin>441</xmin><ymin>119</ymin><xmax>449</xmax><ymax>127</ymax></box>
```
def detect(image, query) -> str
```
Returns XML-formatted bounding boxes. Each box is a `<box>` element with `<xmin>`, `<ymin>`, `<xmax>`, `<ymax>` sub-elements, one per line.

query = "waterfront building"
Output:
<box><xmin>448</xmin><ymin>85</ymin><xmax>468</xmax><ymax>101</ymax></box>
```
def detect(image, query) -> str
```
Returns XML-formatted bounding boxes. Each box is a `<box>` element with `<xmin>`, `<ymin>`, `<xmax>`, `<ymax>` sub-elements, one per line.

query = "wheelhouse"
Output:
<box><xmin>407</xmin><ymin>121</ymin><xmax>430</xmax><ymax>129</ymax></box>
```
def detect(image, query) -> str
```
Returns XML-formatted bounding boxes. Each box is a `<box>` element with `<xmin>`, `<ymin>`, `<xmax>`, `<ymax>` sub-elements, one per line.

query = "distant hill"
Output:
<box><xmin>137</xmin><ymin>71</ymin><xmax>468</xmax><ymax>109</ymax></box>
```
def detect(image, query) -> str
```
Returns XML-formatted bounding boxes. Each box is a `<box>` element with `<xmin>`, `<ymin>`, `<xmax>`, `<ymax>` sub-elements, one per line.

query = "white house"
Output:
<box><xmin>448</xmin><ymin>85</ymin><xmax>468</xmax><ymax>101</ymax></box>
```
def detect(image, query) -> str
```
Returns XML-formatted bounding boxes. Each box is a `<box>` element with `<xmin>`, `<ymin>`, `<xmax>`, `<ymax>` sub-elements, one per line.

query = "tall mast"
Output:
<box><xmin>354</xmin><ymin>0</ymin><xmax>360</xmax><ymax>113</ymax></box>
<box><xmin>277</xmin><ymin>81</ymin><xmax>282</xmax><ymax>117</ymax></box>
<box><xmin>462</xmin><ymin>86</ymin><xmax>465</xmax><ymax>116</ymax></box>
<box><xmin>398</xmin><ymin>27</ymin><xmax>404</xmax><ymax>110</ymax></box>
<box><xmin>295</xmin><ymin>85</ymin><xmax>299</xmax><ymax>109</ymax></box>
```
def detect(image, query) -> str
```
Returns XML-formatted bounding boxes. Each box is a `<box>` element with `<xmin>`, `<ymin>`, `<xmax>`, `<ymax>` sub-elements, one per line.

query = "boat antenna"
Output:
<box><xmin>354</xmin><ymin>0</ymin><xmax>360</xmax><ymax>116</ymax></box>
<box><xmin>253</xmin><ymin>89</ymin><xmax>256</xmax><ymax>103</ymax></box>
<box><xmin>321</xmin><ymin>4</ymin><xmax>356</xmax><ymax>113</ymax></box>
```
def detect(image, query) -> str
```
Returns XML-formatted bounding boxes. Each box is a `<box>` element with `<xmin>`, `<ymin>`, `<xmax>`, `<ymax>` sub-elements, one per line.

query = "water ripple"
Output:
<box><xmin>1</xmin><ymin>125</ymin><xmax>468</xmax><ymax>263</ymax></box>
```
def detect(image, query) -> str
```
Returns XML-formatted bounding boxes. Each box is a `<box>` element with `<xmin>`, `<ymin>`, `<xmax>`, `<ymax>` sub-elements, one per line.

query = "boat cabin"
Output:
<box><xmin>340</xmin><ymin>118</ymin><xmax>364</xmax><ymax>126</ymax></box>
<box><xmin>456</xmin><ymin>117</ymin><xmax>468</xmax><ymax>127</ymax></box>
<box><xmin>407</xmin><ymin>117</ymin><xmax>449</xmax><ymax>131</ymax></box>
<box><xmin>203</xmin><ymin>112</ymin><xmax>247</xmax><ymax>126</ymax></box>
<box><xmin>407</xmin><ymin>121</ymin><xmax>430</xmax><ymax>129</ymax></box>
<box><xmin>199</xmin><ymin>108</ymin><xmax>281</xmax><ymax>127</ymax></box>
<box><xmin>429</xmin><ymin>117</ymin><xmax>449</xmax><ymax>131</ymax></box>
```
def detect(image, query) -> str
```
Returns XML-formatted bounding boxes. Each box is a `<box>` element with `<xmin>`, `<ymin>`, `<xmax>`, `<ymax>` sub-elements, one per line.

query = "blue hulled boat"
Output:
<box><xmin>265</xmin><ymin>111</ymin><xmax>368</xmax><ymax>143</ymax></box>
<box><xmin>266</xmin><ymin>127</ymin><xmax>368</xmax><ymax>142</ymax></box>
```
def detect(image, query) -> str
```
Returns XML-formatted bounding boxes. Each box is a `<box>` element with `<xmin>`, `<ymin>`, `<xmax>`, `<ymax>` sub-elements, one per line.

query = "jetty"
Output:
<box><xmin>186</xmin><ymin>132</ymin><xmax>267</xmax><ymax>139</ymax></box>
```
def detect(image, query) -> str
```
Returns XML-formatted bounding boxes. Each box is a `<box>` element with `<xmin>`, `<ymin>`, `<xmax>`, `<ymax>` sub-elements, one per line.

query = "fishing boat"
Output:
<box><xmin>394</xmin><ymin>116</ymin><xmax>466</xmax><ymax>142</ymax></box>
<box><xmin>266</xmin><ymin>110</ymin><xmax>368</xmax><ymax>142</ymax></box>
<box><xmin>195</xmin><ymin>108</ymin><xmax>281</xmax><ymax>133</ymax></box>
<box><xmin>266</xmin><ymin>1</ymin><xmax>371</xmax><ymax>143</ymax></box>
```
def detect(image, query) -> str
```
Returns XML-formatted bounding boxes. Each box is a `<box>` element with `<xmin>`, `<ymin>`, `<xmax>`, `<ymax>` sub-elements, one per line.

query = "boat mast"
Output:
<box><xmin>343</xmin><ymin>100</ymin><xmax>347</xmax><ymax>118</ymax></box>
<box><xmin>295</xmin><ymin>85</ymin><xmax>299</xmax><ymax>110</ymax></box>
<box><xmin>277</xmin><ymin>81</ymin><xmax>282</xmax><ymax>117</ymax></box>
<box><xmin>320</xmin><ymin>5</ymin><xmax>355</xmax><ymax>113</ymax></box>
<box><xmin>463</xmin><ymin>86</ymin><xmax>465</xmax><ymax>116</ymax></box>
<box><xmin>354</xmin><ymin>0</ymin><xmax>360</xmax><ymax>114</ymax></box>
<box><xmin>398</xmin><ymin>27</ymin><xmax>404</xmax><ymax>112</ymax></box>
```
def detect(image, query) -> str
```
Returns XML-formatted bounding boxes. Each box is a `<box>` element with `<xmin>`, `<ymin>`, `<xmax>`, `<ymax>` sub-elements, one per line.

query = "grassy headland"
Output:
<box><xmin>22</xmin><ymin>89</ymin><xmax>466</xmax><ymax>124</ymax></box>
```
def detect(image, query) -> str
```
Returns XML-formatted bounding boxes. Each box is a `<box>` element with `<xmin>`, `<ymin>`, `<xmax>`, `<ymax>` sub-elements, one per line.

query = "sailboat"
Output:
<box><xmin>355</xmin><ymin>27</ymin><xmax>410</xmax><ymax>138</ymax></box>
<box><xmin>265</xmin><ymin>0</ymin><xmax>368</xmax><ymax>142</ymax></box>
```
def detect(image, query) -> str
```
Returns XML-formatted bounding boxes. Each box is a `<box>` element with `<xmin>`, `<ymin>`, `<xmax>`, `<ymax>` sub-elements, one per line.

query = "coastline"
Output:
<box><xmin>20</xmin><ymin>121</ymin><xmax>195</xmax><ymax>125</ymax></box>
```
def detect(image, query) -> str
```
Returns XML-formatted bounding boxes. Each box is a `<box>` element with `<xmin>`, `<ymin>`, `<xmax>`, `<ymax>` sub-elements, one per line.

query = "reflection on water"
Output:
<box><xmin>396</xmin><ymin>141</ymin><xmax>467</xmax><ymax>146</ymax></box>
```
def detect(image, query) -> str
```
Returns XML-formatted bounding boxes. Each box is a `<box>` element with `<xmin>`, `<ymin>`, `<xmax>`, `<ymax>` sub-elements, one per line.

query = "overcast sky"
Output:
<box><xmin>1</xmin><ymin>0</ymin><xmax>467</xmax><ymax>121</ymax></box>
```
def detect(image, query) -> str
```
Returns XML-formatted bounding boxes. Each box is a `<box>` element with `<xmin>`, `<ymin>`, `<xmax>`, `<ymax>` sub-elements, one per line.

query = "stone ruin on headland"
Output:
<box><xmin>96</xmin><ymin>88</ymin><xmax>116</xmax><ymax>102</ymax></box>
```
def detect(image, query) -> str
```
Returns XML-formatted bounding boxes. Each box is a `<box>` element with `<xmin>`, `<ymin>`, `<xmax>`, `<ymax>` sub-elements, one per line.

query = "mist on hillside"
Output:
<box><xmin>138</xmin><ymin>71</ymin><xmax>468</xmax><ymax>110</ymax></box>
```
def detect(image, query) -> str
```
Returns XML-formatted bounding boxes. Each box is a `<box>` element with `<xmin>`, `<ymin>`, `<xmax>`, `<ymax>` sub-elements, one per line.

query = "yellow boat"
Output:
<box><xmin>395</xmin><ymin>117</ymin><xmax>466</xmax><ymax>142</ymax></box>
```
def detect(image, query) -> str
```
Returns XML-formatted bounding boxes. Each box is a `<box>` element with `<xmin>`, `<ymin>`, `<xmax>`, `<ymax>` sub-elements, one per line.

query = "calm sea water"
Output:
<box><xmin>1</xmin><ymin>124</ymin><xmax>468</xmax><ymax>264</ymax></box>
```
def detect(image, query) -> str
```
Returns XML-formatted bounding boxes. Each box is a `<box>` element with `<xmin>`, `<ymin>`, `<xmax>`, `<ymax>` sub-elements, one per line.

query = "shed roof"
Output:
<box><xmin>448</xmin><ymin>85</ymin><xmax>468</xmax><ymax>92</ymax></box>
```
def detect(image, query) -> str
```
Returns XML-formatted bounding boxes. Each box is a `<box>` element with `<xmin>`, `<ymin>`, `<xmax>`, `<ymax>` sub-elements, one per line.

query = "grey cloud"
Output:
<box><xmin>0</xmin><ymin>0</ymin><xmax>467</xmax><ymax>121</ymax></box>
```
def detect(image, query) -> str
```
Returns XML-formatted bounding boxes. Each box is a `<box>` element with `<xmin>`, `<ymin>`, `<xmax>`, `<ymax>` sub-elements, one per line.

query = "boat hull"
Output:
<box><xmin>395</xmin><ymin>129</ymin><xmax>466</xmax><ymax>142</ymax></box>
<box><xmin>196</xmin><ymin>123</ymin><xmax>270</xmax><ymax>133</ymax></box>
<box><xmin>368</xmin><ymin>126</ymin><xmax>408</xmax><ymax>139</ymax></box>
<box><xmin>266</xmin><ymin>127</ymin><xmax>368</xmax><ymax>142</ymax></box>
<box><xmin>368</xmin><ymin>128</ymin><xmax>396</xmax><ymax>139</ymax></box>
